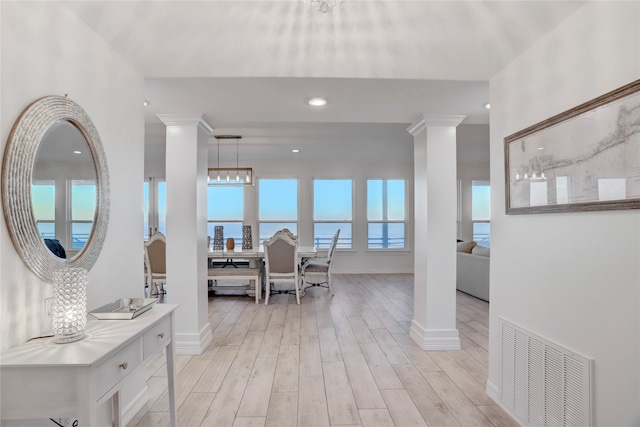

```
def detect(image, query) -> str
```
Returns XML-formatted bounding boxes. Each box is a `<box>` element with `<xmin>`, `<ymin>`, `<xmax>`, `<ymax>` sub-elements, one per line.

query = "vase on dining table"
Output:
<box><xmin>213</xmin><ymin>225</ymin><xmax>224</xmax><ymax>251</ymax></box>
<box><xmin>242</xmin><ymin>225</ymin><xmax>253</xmax><ymax>249</ymax></box>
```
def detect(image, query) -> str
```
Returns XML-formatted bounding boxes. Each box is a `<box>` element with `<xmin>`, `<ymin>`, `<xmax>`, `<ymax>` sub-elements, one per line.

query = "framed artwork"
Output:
<box><xmin>505</xmin><ymin>79</ymin><xmax>640</xmax><ymax>214</ymax></box>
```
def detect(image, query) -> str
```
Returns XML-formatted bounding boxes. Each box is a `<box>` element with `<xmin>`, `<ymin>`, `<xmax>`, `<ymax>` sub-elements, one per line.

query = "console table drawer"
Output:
<box><xmin>143</xmin><ymin>317</ymin><xmax>171</xmax><ymax>358</ymax></box>
<box><xmin>95</xmin><ymin>340</ymin><xmax>142</xmax><ymax>398</ymax></box>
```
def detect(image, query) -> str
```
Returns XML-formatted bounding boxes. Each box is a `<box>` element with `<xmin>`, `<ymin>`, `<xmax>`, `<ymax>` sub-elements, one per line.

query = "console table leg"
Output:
<box><xmin>166</xmin><ymin>341</ymin><xmax>177</xmax><ymax>427</ymax></box>
<box><xmin>113</xmin><ymin>390</ymin><xmax>122</xmax><ymax>427</ymax></box>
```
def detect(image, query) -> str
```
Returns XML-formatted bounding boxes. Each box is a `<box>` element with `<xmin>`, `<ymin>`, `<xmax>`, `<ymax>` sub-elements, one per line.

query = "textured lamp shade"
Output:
<box><xmin>52</xmin><ymin>268</ymin><xmax>88</xmax><ymax>343</ymax></box>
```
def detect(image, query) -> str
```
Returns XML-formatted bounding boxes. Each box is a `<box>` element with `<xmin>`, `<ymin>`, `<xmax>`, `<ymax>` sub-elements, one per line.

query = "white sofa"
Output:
<box><xmin>456</xmin><ymin>241</ymin><xmax>490</xmax><ymax>302</ymax></box>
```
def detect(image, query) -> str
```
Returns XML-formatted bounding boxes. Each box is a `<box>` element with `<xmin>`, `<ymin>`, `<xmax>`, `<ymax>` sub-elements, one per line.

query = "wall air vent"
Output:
<box><xmin>499</xmin><ymin>317</ymin><xmax>592</xmax><ymax>427</ymax></box>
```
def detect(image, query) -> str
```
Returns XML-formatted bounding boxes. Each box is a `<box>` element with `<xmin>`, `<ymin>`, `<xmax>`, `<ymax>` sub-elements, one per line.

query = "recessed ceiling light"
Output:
<box><xmin>72</xmin><ymin>150</ymin><xmax>82</xmax><ymax>154</ymax></box>
<box><xmin>537</xmin><ymin>147</ymin><xmax>545</xmax><ymax>151</ymax></box>
<box><xmin>308</xmin><ymin>97</ymin><xmax>327</xmax><ymax>107</ymax></box>
<box><xmin>143</xmin><ymin>100</ymin><xmax>150</xmax><ymax>107</ymax></box>
<box><xmin>292</xmin><ymin>149</ymin><xmax>300</xmax><ymax>153</ymax></box>
<box><xmin>484</xmin><ymin>102</ymin><xmax>491</xmax><ymax>109</ymax></box>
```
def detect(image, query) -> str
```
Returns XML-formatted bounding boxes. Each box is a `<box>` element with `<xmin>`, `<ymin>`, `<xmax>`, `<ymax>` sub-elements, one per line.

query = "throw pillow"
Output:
<box><xmin>457</xmin><ymin>241</ymin><xmax>477</xmax><ymax>253</ymax></box>
<box><xmin>471</xmin><ymin>245</ymin><xmax>490</xmax><ymax>257</ymax></box>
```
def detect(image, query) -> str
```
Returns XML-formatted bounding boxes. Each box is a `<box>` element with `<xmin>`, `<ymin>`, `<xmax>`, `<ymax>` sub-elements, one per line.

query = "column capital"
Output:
<box><xmin>406</xmin><ymin>114</ymin><xmax>466</xmax><ymax>135</ymax></box>
<box><xmin>156</xmin><ymin>114</ymin><xmax>214</xmax><ymax>134</ymax></box>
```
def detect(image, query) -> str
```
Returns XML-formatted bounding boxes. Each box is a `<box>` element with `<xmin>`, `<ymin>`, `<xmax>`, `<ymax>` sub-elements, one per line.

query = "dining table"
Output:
<box><xmin>206</xmin><ymin>246</ymin><xmax>318</xmax><ymax>299</ymax></box>
<box><xmin>207</xmin><ymin>245</ymin><xmax>318</xmax><ymax>261</ymax></box>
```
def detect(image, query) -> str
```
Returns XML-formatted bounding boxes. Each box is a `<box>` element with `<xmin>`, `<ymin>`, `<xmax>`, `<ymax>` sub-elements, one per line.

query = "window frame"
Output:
<box><xmin>207</xmin><ymin>185</ymin><xmax>245</xmax><ymax>249</ymax></box>
<box><xmin>471</xmin><ymin>179</ymin><xmax>491</xmax><ymax>248</ymax></box>
<box><xmin>257</xmin><ymin>178</ymin><xmax>299</xmax><ymax>243</ymax></box>
<box><xmin>366</xmin><ymin>178</ymin><xmax>407</xmax><ymax>250</ymax></box>
<box><xmin>32</xmin><ymin>179</ymin><xmax>57</xmax><ymax>240</ymax></box>
<box><xmin>144</xmin><ymin>177</ymin><xmax>165</xmax><ymax>239</ymax></box>
<box><xmin>312</xmin><ymin>178</ymin><xmax>354</xmax><ymax>249</ymax></box>
<box><xmin>70</xmin><ymin>179</ymin><xmax>97</xmax><ymax>250</ymax></box>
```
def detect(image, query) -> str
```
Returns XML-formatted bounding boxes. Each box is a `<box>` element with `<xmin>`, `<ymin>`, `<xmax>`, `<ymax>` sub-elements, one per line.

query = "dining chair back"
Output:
<box><xmin>263</xmin><ymin>229</ymin><xmax>300</xmax><ymax>305</ymax></box>
<box><xmin>145</xmin><ymin>232</ymin><xmax>167</xmax><ymax>296</ymax></box>
<box><xmin>300</xmin><ymin>228</ymin><xmax>340</xmax><ymax>296</ymax></box>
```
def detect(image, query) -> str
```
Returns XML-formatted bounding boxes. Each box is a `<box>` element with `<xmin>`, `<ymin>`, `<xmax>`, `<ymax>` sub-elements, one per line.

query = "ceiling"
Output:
<box><xmin>64</xmin><ymin>1</ymin><xmax>585</xmax><ymax>164</ymax></box>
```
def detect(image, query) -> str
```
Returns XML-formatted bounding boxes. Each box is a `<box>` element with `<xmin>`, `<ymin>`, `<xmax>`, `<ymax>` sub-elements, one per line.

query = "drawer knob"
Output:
<box><xmin>119</xmin><ymin>362</ymin><xmax>128</xmax><ymax>370</ymax></box>
<box><xmin>158</xmin><ymin>332</ymin><xmax>165</xmax><ymax>339</ymax></box>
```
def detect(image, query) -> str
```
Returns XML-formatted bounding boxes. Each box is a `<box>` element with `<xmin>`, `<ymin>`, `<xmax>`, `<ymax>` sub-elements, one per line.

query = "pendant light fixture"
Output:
<box><xmin>208</xmin><ymin>135</ymin><xmax>254</xmax><ymax>186</ymax></box>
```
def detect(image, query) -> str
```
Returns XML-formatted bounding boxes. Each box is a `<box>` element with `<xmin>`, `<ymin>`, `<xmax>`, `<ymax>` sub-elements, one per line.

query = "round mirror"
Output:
<box><xmin>2</xmin><ymin>96</ymin><xmax>110</xmax><ymax>282</ymax></box>
<box><xmin>33</xmin><ymin>121</ymin><xmax>97</xmax><ymax>260</ymax></box>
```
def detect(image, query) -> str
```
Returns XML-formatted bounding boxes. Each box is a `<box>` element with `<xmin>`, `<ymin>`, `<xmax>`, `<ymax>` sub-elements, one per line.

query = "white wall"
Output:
<box><xmin>1</xmin><ymin>1</ymin><xmax>145</xmax><ymax>424</ymax></box>
<box><xmin>488</xmin><ymin>2</ymin><xmax>639</xmax><ymax>425</ymax></box>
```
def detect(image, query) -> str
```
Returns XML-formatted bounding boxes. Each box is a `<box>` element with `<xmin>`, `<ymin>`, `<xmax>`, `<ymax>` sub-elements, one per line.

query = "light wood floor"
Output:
<box><xmin>128</xmin><ymin>274</ymin><xmax>516</xmax><ymax>427</ymax></box>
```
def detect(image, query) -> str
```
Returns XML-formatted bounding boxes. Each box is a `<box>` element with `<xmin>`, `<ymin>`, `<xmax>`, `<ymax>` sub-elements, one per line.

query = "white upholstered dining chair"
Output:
<box><xmin>300</xmin><ymin>229</ymin><xmax>340</xmax><ymax>296</ymax></box>
<box><xmin>263</xmin><ymin>229</ymin><xmax>300</xmax><ymax>305</ymax></box>
<box><xmin>144</xmin><ymin>231</ymin><xmax>167</xmax><ymax>296</ymax></box>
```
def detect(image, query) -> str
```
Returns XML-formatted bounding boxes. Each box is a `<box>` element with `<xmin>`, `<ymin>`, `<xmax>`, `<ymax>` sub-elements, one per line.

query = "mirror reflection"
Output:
<box><xmin>32</xmin><ymin>120</ymin><xmax>97</xmax><ymax>259</ymax></box>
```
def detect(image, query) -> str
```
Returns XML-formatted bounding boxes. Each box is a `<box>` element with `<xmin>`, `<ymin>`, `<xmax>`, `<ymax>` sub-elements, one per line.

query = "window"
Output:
<box><xmin>32</xmin><ymin>181</ymin><xmax>56</xmax><ymax>239</ymax></box>
<box><xmin>259</xmin><ymin>179</ymin><xmax>297</xmax><ymax>243</ymax></box>
<box><xmin>71</xmin><ymin>180</ymin><xmax>96</xmax><ymax>249</ymax></box>
<box><xmin>157</xmin><ymin>181</ymin><xmax>166</xmax><ymax>235</ymax></box>
<box><xmin>32</xmin><ymin>179</ymin><xmax>96</xmax><ymax>250</ymax></box>
<box><xmin>208</xmin><ymin>186</ymin><xmax>244</xmax><ymax>248</ymax></box>
<box><xmin>144</xmin><ymin>178</ymin><xmax>166</xmax><ymax>238</ymax></box>
<box><xmin>472</xmin><ymin>180</ymin><xmax>491</xmax><ymax>247</ymax></box>
<box><xmin>367</xmin><ymin>179</ymin><xmax>405</xmax><ymax>249</ymax></box>
<box><xmin>313</xmin><ymin>179</ymin><xmax>352</xmax><ymax>248</ymax></box>
<box><xmin>143</xmin><ymin>181</ymin><xmax>149</xmax><ymax>240</ymax></box>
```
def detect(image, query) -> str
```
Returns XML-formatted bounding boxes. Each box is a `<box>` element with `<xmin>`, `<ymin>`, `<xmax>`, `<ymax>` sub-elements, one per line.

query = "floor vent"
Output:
<box><xmin>499</xmin><ymin>317</ymin><xmax>592</xmax><ymax>427</ymax></box>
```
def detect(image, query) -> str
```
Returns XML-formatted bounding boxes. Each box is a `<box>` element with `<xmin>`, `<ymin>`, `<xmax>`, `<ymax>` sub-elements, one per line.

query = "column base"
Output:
<box><xmin>175</xmin><ymin>323</ymin><xmax>213</xmax><ymax>355</ymax></box>
<box><xmin>409</xmin><ymin>320</ymin><xmax>461</xmax><ymax>350</ymax></box>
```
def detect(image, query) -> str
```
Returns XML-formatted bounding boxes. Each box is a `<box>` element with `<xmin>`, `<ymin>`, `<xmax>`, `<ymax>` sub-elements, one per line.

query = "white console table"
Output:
<box><xmin>0</xmin><ymin>303</ymin><xmax>179</xmax><ymax>427</ymax></box>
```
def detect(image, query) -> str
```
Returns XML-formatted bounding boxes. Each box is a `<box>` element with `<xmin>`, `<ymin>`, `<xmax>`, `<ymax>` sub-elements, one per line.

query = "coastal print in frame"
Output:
<box><xmin>505</xmin><ymin>79</ymin><xmax>640</xmax><ymax>214</ymax></box>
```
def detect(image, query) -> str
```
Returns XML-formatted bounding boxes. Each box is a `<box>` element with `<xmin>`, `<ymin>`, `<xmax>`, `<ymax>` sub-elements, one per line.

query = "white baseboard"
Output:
<box><xmin>122</xmin><ymin>385</ymin><xmax>149</xmax><ymax>427</ymax></box>
<box><xmin>175</xmin><ymin>323</ymin><xmax>213</xmax><ymax>355</ymax></box>
<box><xmin>333</xmin><ymin>268</ymin><xmax>414</xmax><ymax>274</ymax></box>
<box><xmin>485</xmin><ymin>380</ymin><xmax>525</xmax><ymax>427</ymax></box>
<box><xmin>486</xmin><ymin>380</ymin><xmax>500</xmax><ymax>402</ymax></box>
<box><xmin>409</xmin><ymin>320</ymin><xmax>461</xmax><ymax>350</ymax></box>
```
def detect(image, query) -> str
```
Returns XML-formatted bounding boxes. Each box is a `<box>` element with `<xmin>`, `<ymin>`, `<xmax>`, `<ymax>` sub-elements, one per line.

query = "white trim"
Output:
<box><xmin>364</xmin><ymin>249</ymin><xmax>411</xmax><ymax>254</ymax></box>
<box><xmin>486</xmin><ymin>380</ymin><xmax>500</xmax><ymax>402</ymax></box>
<box><xmin>333</xmin><ymin>267</ymin><xmax>413</xmax><ymax>274</ymax></box>
<box><xmin>407</xmin><ymin>114</ymin><xmax>466</xmax><ymax>135</ymax></box>
<box><xmin>406</xmin><ymin>117</ymin><xmax>426</xmax><ymax>135</ymax></box>
<box><xmin>409</xmin><ymin>320</ymin><xmax>461</xmax><ymax>350</ymax></box>
<box><xmin>122</xmin><ymin>385</ymin><xmax>149</xmax><ymax>427</ymax></box>
<box><xmin>156</xmin><ymin>114</ymin><xmax>214</xmax><ymax>134</ymax></box>
<box><xmin>423</xmin><ymin>114</ymin><xmax>466</xmax><ymax>127</ymax></box>
<box><xmin>485</xmin><ymin>380</ymin><xmax>526</xmax><ymax>427</ymax></box>
<box><xmin>175</xmin><ymin>323</ymin><xmax>213</xmax><ymax>355</ymax></box>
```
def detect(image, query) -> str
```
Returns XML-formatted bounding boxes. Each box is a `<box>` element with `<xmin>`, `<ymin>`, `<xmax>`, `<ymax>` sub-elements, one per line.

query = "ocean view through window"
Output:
<box><xmin>32</xmin><ymin>182</ymin><xmax>55</xmax><ymax>240</ymax></box>
<box><xmin>314</xmin><ymin>179</ymin><xmax>352</xmax><ymax>248</ymax></box>
<box><xmin>367</xmin><ymin>179</ymin><xmax>406</xmax><ymax>249</ymax></box>
<box><xmin>259</xmin><ymin>179</ymin><xmax>298</xmax><ymax>243</ymax></box>
<box><xmin>208</xmin><ymin>185</ymin><xmax>243</xmax><ymax>247</ymax></box>
<box><xmin>472</xmin><ymin>180</ymin><xmax>491</xmax><ymax>247</ymax></box>
<box><xmin>71</xmin><ymin>181</ymin><xmax>96</xmax><ymax>249</ymax></box>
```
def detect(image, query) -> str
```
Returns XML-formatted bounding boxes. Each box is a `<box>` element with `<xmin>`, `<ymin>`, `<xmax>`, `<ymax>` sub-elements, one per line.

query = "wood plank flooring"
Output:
<box><xmin>128</xmin><ymin>274</ymin><xmax>516</xmax><ymax>427</ymax></box>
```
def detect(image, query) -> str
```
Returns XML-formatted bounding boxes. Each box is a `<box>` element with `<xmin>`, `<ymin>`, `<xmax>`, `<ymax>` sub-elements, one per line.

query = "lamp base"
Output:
<box><xmin>53</xmin><ymin>330</ymin><xmax>85</xmax><ymax>344</ymax></box>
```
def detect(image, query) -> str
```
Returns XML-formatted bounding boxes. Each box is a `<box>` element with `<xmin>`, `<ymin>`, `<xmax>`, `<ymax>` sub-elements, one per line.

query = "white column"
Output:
<box><xmin>158</xmin><ymin>114</ymin><xmax>213</xmax><ymax>355</ymax></box>
<box><xmin>407</xmin><ymin>114</ymin><xmax>465</xmax><ymax>350</ymax></box>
